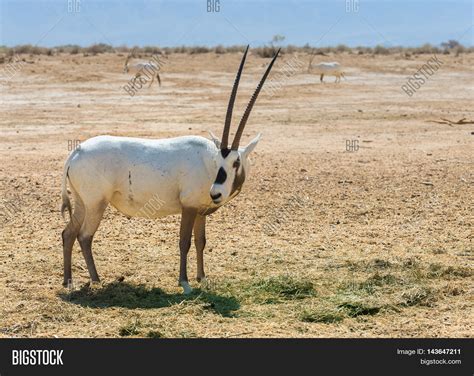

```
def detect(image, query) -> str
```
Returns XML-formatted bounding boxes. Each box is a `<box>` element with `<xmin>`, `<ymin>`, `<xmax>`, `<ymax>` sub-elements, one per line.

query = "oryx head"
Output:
<box><xmin>123</xmin><ymin>48</ymin><xmax>136</xmax><ymax>73</ymax></box>
<box><xmin>209</xmin><ymin>45</ymin><xmax>280</xmax><ymax>205</ymax></box>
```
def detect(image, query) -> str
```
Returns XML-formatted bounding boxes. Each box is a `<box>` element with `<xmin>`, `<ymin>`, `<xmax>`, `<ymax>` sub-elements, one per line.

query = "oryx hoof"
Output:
<box><xmin>90</xmin><ymin>280</ymin><xmax>101</xmax><ymax>288</ymax></box>
<box><xmin>63</xmin><ymin>278</ymin><xmax>74</xmax><ymax>289</ymax></box>
<box><xmin>179</xmin><ymin>281</ymin><xmax>193</xmax><ymax>295</ymax></box>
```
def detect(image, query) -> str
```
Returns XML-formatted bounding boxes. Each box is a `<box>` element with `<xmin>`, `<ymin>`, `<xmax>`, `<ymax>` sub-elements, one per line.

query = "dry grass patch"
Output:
<box><xmin>244</xmin><ymin>276</ymin><xmax>315</xmax><ymax>304</ymax></box>
<box><xmin>298</xmin><ymin>260</ymin><xmax>469</xmax><ymax>326</ymax></box>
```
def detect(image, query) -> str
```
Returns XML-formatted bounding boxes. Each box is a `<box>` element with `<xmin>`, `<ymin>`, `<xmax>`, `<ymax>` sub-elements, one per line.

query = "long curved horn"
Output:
<box><xmin>231</xmin><ymin>48</ymin><xmax>280</xmax><ymax>150</ymax></box>
<box><xmin>221</xmin><ymin>45</ymin><xmax>249</xmax><ymax>150</ymax></box>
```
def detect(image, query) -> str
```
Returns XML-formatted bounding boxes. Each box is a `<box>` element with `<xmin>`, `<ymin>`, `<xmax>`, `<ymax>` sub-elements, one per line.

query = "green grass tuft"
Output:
<box><xmin>338</xmin><ymin>302</ymin><xmax>381</xmax><ymax>317</ymax></box>
<box><xmin>372</xmin><ymin>259</ymin><xmax>391</xmax><ymax>269</ymax></box>
<box><xmin>146</xmin><ymin>330</ymin><xmax>164</xmax><ymax>338</ymax></box>
<box><xmin>428</xmin><ymin>264</ymin><xmax>472</xmax><ymax>279</ymax></box>
<box><xmin>401</xmin><ymin>286</ymin><xmax>437</xmax><ymax>307</ymax></box>
<box><xmin>300</xmin><ymin>309</ymin><xmax>344</xmax><ymax>324</ymax></box>
<box><xmin>119</xmin><ymin>319</ymin><xmax>140</xmax><ymax>337</ymax></box>
<box><xmin>358</xmin><ymin>273</ymin><xmax>399</xmax><ymax>293</ymax></box>
<box><xmin>247</xmin><ymin>276</ymin><xmax>315</xmax><ymax>303</ymax></box>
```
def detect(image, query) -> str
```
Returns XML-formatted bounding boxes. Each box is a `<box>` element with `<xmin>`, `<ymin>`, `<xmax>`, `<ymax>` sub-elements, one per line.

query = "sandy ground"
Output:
<box><xmin>0</xmin><ymin>51</ymin><xmax>473</xmax><ymax>338</ymax></box>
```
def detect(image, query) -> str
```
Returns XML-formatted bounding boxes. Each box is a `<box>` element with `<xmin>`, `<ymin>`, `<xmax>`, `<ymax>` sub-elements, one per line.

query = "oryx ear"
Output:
<box><xmin>242</xmin><ymin>133</ymin><xmax>261</xmax><ymax>157</ymax></box>
<box><xmin>208</xmin><ymin>131</ymin><xmax>221</xmax><ymax>148</ymax></box>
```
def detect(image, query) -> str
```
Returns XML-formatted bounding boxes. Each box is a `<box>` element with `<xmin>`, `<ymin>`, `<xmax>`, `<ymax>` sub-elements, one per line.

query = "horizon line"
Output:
<box><xmin>1</xmin><ymin>41</ymin><xmax>471</xmax><ymax>49</ymax></box>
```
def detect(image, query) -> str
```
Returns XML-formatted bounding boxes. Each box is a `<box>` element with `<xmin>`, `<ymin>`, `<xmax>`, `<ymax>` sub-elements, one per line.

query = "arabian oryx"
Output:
<box><xmin>124</xmin><ymin>53</ymin><xmax>162</xmax><ymax>88</ymax></box>
<box><xmin>309</xmin><ymin>61</ymin><xmax>345</xmax><ymax>83</ymax></box>
<box><xmin>61</xmin><ymin>46</ymin><xmax>280</xmax><ymax>294</ymax></box>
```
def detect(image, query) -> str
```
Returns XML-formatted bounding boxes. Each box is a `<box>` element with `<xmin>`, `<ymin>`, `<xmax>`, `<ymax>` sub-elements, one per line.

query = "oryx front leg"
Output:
<box><xmin>179</xmin><ymin>207</ymin><xmax>197</xmax><ymax>294</ymax></box>
<box><xmin>193</xmin><ymin>215</ymin><xmax>206</xmax><ymax>283</ymax></box>
<box><xmin>77</xmin><ymin>200</ymin><xmax>107</xmax><ymax>284</ymax></box>
<box><xmin>133</xmin><ymin>73</ymin><xmax>141</xmax><ymax>87</ymax></box>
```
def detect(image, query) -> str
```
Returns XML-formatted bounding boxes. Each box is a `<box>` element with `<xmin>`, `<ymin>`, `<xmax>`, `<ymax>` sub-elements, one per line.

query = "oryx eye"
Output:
<box><xmin>233</xmin><ymin>159</ymin><xmax>241</xmax><ymax>169</ymax></box>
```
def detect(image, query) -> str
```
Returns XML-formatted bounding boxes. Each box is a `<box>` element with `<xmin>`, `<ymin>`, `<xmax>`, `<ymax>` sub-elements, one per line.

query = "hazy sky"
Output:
<box><xmin>0</xmin><ymin>0</ymin><xmax>472</xmax><ymax>47</ymax></box>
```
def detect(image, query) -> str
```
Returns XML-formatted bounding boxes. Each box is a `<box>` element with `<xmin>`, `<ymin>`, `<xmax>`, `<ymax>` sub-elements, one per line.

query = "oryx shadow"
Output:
<box><xmin>59</xmin><ymin>281</ymin><xmax>240</xmax><ymax>317</ymax></box>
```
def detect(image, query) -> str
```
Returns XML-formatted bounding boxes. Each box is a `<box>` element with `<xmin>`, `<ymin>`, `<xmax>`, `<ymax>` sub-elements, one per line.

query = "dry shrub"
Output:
<box><xmin>86</xmin><ymin>43</ymin><xmax>114</xmax><ymax>55</ymax></box>
<box><xmin>255</xmin><ymin>46</ymin><xmax>279</xmax><ymax>58</ymax></box>
<box><xmin>411</xmin><ymin>43</ymin><xmax>440</xmax><ymax>54</ymax></box>
<box><xmin>189</xmin><ymin>46</ymin><xmax>210</xmax><ymax>54</ymax></box>
<box><xmin>214</xmin><ymin>45</ymin><xmax>226</xmax><ymax>54</ymax></box>
<box><xmin>336</xmin><ymin>44</ymin><xmax>350</xmax><ymax>53</ymax></box>
<box><xmin>12</xmin><ymin>45</ymin><xmax>50</xmax><ymax>55</ymax></box>
<box><xmin>373</xmin><ymin>45</ymin><xmax>390</xmax><ymax>55</ymax></box>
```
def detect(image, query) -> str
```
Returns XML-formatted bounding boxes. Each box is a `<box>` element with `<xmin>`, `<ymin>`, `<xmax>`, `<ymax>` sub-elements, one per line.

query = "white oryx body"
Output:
<box><xmin>124</xmin><ymin>57</ymin><xmax>162</xmax><ymax>87</ymax></box>
<box><xmin>61</xmin><ymin>46</ymin><xmax>279</xmax><ymax>294</ymax></box>
<box><xmin>128</xmin><ymin>61</ymin><xmax>158</xmax><ymax>73</ymax></box>
<box><xmin>126</xmin><ymin>61</ymin><xmax>159</xmax><ymax>74</ymax></box>
<box><xmin>62</xmin><ymin>134</ymin><xmax>256</xmax><ymax>220</ymax></box>
<box><xmin>309</xmin><ymin>61</ymin><xmax>345</xmax><ymax>83</ymax></box>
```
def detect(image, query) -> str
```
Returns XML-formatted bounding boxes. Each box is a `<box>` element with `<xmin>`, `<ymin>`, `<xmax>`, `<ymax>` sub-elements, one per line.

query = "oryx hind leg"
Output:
<box><xmin>148</xmin><ymin>74</ymin><xmax>154</xmax><ymax>88</ymax></box>
<box><xmin>133</xmin><ymin>73</ymin><xmax>141</xmax><ymax>86</ymax></box>
<box><xmin>62</xmin><ymin>194</ymin><xmax>85</xmax><ymax>287</ymax></box>
<box><xmin>77</xmin><ymin>200</ymin><xmax>108</xmax><ymax>284</ymax></box>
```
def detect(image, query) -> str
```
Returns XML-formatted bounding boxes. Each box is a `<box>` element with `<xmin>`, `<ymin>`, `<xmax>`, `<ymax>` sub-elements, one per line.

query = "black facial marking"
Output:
<box><xmin>215</xmin><ymin>167</ymin><xmax>227</xmax><ymax>184</ymax></box>
<box><xmin>221</xmin><ymin>149</ymin><xmax>231</xmax><ymax>158</ymax></box>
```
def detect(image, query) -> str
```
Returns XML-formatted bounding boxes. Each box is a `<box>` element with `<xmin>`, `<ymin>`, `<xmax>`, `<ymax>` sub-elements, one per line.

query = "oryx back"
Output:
<box><xmin>66</xmin><ymin>135</ymin><xmax>218</xmax><ymax>218</ymax></box>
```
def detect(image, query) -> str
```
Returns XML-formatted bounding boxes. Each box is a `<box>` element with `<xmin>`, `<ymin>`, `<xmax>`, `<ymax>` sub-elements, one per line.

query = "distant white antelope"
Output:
<box><xmin>61</xmin><ymin>46</ymin><xmax>280</xmax><ymax>294</ymax></box>
<box><xmin>123</xmin><ymin>54</ymin><xmax>162</xmax><ymax>88</ymax></box>
<box><xmin>309</xmin><ymin>62</ymin><xmax>345</xmax><ymax>83</ymax></box>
